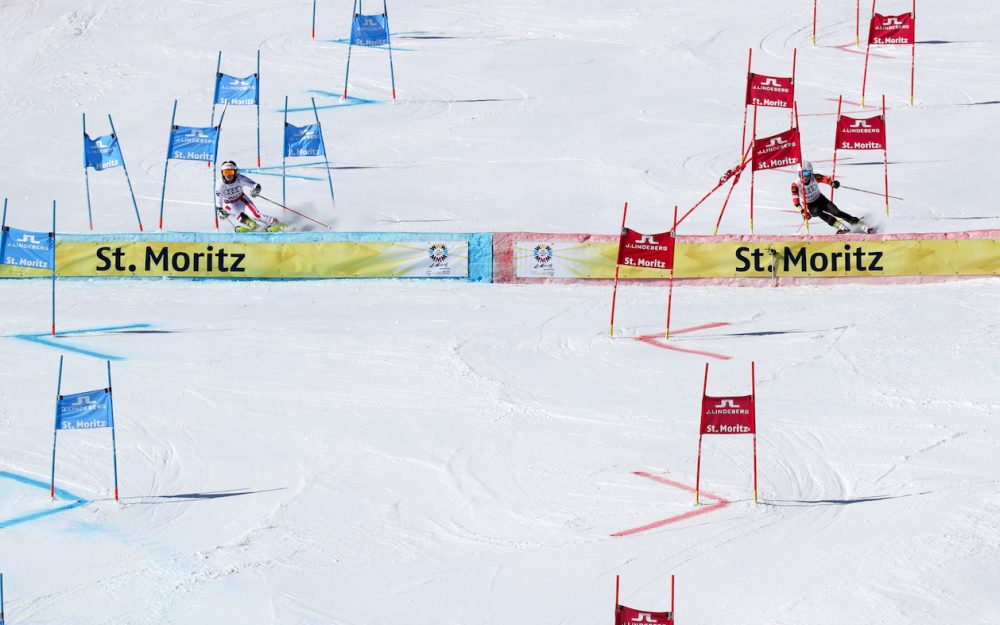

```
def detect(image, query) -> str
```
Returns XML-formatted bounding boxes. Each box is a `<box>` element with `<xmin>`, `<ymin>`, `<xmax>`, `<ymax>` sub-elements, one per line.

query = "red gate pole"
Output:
<box><xmin>831</xmin><ymin>95</ymin><xmax>843</xmax><ymax>203</ymax></box>
<box><xmin>695</xmin><ymin>363</ymin><xmax>708</xmax><ymax>505</ymax></box>
<box><xmin>812</xmin><ymin>0</ymin><xmax>818</xmax><ymax>46</ymax></box>
<box><xmin>883</xmin><ymin>94</ymin><xmax>890</xmax><ymax>216</ymax></box>
<box><xmin>615</xmin><ymin>575</ymin><xmax>620</xmax><ymax>622</ymax></box>
<box><xmin>856</xmin><ymin>0</ymin><xmax>861</xmax><ymax>46</ymax></box>
<box><xmin>671</xmin><ymin>574</ymin><xmax>675</xmax><ymax>617</ymax></box>
<box><xmin>740</xmin><ymin>48</ymin><xmax>753</xmax><ymax>160</ymax></box>
<box><xmin>861</xmin><ymin>0</ymin><xmax>876</xmax><ymax>107</ymax></box>
<box><xmin>794</xmin><ymin>102</ymin><xmax>810</xmax><ymax>234</ymax></box>
<box><xmin>664</xmin><ymin>206</ymin><xmax>678</xmax><ymax>340</ymax></box>
<box><xmin>790</xmin><ymin>48</ymin><xmax>798</xmax><ymax>127</ymax></box>
<box><xmin>712</xmin><ymin>143</ymin><xmax>751</xmax><ymax>235</ymax></box>
<box><xmin>751</xmin><ymin>360</ymin><xmax>759</xmax><ymax>504</ymax></box>
<box><xmin>609</xmin><ymin>202</ymin><xmax>629</xmax><ymax>338</ymax></box>
<box><xmin>910</xmin><ymin>0</ymin><xmax>916</xmax><ymax>107</ymax></box>
<box><xmin>749</xmin><ymin>105</ymin><xmax>758</xmax><ymax>233</ymax></box>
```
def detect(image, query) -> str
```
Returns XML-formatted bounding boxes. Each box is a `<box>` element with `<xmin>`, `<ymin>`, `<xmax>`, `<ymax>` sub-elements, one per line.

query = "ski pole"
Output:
<box><xmin>256</xmin><ymin>195</ymin><xmax>333</xmax><ymax>229</ymax></box>
<box><xmin>839</xmin><ymin>184</ymin><xmax>904</xmax><ymax>201</ymax></box>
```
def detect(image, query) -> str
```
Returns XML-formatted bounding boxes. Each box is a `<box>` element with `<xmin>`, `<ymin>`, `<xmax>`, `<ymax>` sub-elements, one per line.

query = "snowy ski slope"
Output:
<box><xmin>2</xmin><ymin>0</ymin><xmax>1000</xmax><ymax>623</ymax></box>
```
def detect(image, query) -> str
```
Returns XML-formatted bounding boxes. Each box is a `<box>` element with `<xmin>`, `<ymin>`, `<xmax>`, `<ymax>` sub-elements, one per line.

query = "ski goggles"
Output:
<box><xmin>801</xmin><ymin>169</ymin><xmax>813</xmax><ymax>178</ymax></box>
<box><xmin>221</xmin><ymin>168</ymin><xmax>237</xmax><ymax>176</ymax></box>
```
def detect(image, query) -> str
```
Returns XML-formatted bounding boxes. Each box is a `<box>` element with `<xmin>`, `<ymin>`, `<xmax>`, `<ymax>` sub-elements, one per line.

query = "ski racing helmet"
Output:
<box><xmin>800</xmin><ymin>160</ymin><xmax>814</xmax><ymax>179</ymax></box>
<box><xmin>221</xmin><ymin>160</ymin><xmax>238</xmax><ymax>182</ymax></box>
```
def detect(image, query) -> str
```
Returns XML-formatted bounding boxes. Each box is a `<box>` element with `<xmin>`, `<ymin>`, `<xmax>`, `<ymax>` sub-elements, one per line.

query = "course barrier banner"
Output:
<box><xmin>495</xmin><ymin>231</ymin><xmax>1000</xmax><ymax>281</ymax></box>
<box><xmin>0</xmin><ymin>233</ymin><xmax>493</xmax><ymax>281</ymax></box>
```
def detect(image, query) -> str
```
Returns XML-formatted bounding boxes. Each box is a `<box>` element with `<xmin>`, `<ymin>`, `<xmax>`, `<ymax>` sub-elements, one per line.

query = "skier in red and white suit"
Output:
<box><xmin>215</xmin><ymin>160</ymin><xmax>283</xmax><ymax>232</ymax></box>
<box><xmin>791</xmin><ymin>161</ymin><xmax>868</xmax><ymax>233</ymax></box>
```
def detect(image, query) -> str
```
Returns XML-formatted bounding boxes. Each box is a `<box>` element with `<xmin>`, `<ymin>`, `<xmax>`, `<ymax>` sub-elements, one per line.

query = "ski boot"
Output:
<box><xmin>234</xmin><ymin>217</ymin><xmax>258</xmax><ymax>233</ymax></box>
<box><xmin>265</xmin><ymin>221</ymin><xmax>286</xmax><ymax>233</ymax></box>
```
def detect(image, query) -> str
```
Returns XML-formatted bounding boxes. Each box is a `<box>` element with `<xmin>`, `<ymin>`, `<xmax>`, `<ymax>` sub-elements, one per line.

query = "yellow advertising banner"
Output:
<box><xmin>1</xmin><ymin>239</ymin><xmax>469</xmax><ymax>279</ymax></box>
<box><xmin>512</xmin><ymin>237</ymin><xmax>1000</xmax><ymax>279</ymax></box>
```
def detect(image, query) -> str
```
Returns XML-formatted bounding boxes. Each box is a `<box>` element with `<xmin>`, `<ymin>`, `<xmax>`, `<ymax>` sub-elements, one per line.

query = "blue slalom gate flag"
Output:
<box><xmin>351</xmin><ymin>13</ymin><xmax>389</xmax><ymax>46</ymax></box>
<box><xmin>284</xmin><ymin>123</ymin><xmax>326</xmax><ymax>157</ymax></box>
<box><xmin>168</xmin><ymin>125</ymin><xmax>221</xmax><ymax>162</ymax></box>
<box><xmin>1</xmin><ymin>226</ymin><xmax>54</xmax><ymax>270</ymax></box>
<box><xmin>215</xmin><ymin>73</ymin><xmax>259</xmax><ymax>106</ymax></box>
<box><xmin>56</xmin><ymin>389</ymin><xmax>113</xmax><ymax>430</ymax></box>
<box><xmin>84</xmin><ymin>133</ymin><xmax>124</xmax><ymax>171</ymax></box>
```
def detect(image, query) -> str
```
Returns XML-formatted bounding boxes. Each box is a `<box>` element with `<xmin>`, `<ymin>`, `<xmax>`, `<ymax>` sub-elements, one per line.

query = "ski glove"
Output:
<box><xmin>250</xmin><ymin>184</ymin><xmax>261</xmax><ymax>197</ymax></box>
<box><xmin>216</xmin><ymin>206</ymin><xmax>228</xmax><ymax>220</ymax></box>
<box><xmin>831</xmin><ymin>180</ymin><xmax>840</xmax><ymax>189</ymax></box>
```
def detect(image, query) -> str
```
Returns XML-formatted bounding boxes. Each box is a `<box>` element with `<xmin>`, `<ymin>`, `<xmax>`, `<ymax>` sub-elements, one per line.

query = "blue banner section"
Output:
<box><xmin>168</xmin><ymin>125</ymin><xmax>220</xmax><ymax>162</ymax></box>
<box><xmin>284</xmin><ymin>123</ymin><xmax>326</xmax><ymax>157</ymax></box>
<box><xmin>56</xmin><ymin>389</ymin><xmax>113</xmax><ymax>430</ymax></box>
<box><xmin>1</xmin><ymin>227</ymin><xmax>54</xmax><ymax>269</ymax></box>
<box><xmin>351</xmin><ymin>14</ymin><xmax>389</xmax><ymax>46</ymax></box>
<box><xmin>84</xmin><ymin>133</ymin><xmax>124</xmax><ymax>171</ymax></box>
<box><xmin>215</xmin><ymin>73</ymin><xmax>259</xmax><ymax>106</ymax></box>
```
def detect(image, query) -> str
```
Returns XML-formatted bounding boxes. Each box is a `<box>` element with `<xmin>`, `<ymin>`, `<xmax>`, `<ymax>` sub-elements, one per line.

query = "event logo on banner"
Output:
<box><xmin>84</xmin><ymin>133</ymin><xmax>123</xmax><ymax>171</ymax></box>
<box><xmin>616</xmin><ymin>606</ymin><xmax>674</xmax><ymax>625</ymax></box>
<box><xmin>351</xmin><ymin>14</ymin><xmax>389</xmax><ymax>46</ymax></box>
<box><xmin>168</xmin><ymin>125</ymin><xmax>220</xmax><ymax>162</ymax></box>
<box><xmin>214</xmin><ymin>73</ymin><xmax>259</xmax><ymax>106</ymax></box>
<box><xmin>1</xmin><ymin>227</ymin><xmax>54</xmax><ymax>270</ymax></box>
<box><xmin>745</xmin><ymin>73</ymin><xmax>794</xmax><ymax>108</ymax></box>
<box><xmin>836</xmin><ymin>115</ymin><xmax>886</xmax><ymax>150</ymax></box>
<box><xmin>700</xmin><ymin>395</ymin><xmax>755</xmax><ymax>434</ymax></box>
<box><xmin>617</xmin><ymin>228</ymin><xmax>676</xmax><ymax>270</ymax></box>
<box><xmin>56</xmin><ymin>389</ymin><xmax>113</xmax><ymax>430</ymax></box>
<box><xmin>869</xmin><ymin>12</ymin><xmax>915</xmax><ymax>45</ymax></box>
<box><xmin>284</xmin><ymin>123</ymin><xmax>325</xmax><ymax>157</ymax></box>
<box><xmin>753</xmin><ymin>128</ymin><xmax>802</xmax><ymax>171</ymax></box>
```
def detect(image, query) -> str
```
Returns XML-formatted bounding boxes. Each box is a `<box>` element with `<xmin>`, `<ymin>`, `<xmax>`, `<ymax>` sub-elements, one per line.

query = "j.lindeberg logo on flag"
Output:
<box><xmin>636</xmin><ymin>234</ymin><xmax>659</xmax><ymax>245</ymax></box>
<box><xmin>884</xmin><ymin>16</ymin><xmax>904</xmax><ymax>26</ymax></box>
<box><xmin>630</xmin><ymin>614</ymin><xmax>662</xmax><ymax>624</ymax></box>
<box><xmin>707</xmin><ymin>398</ymin><xmax>750</xmax><ymax>415</ymax></box>
<box><xmin>62</xmin><ymin>394</ymin><xmax>100</xmax><ymax>414</ymax></box>
<box><xmin>16</xmin><ymin>233</ymin><xmax>41</xmax><ymax>245</ymax></box>
<box><xmin>766</xmin><ymin>136</ymin><xmax>789</xmax><ymax>148</ymax></box>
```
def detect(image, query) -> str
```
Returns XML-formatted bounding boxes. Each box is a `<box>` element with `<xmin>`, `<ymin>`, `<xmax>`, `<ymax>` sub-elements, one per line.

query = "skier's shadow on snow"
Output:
<box><xmin>118</xmin><ymin>487</ymin><xmax>285</xmax><ymax>505</ymax></box>
<box><xmin>762</xmin><ymin>492</ymin><xmax>930</xmax><ymax>507</ymax></box>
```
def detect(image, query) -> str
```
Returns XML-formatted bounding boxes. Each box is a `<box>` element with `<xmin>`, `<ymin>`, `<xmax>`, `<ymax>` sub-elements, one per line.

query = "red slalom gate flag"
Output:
<box><xmin>616</xmin><ymin>606</ymin><xmax>675</xmax><ymax>625</ymax></box>
<box><xmin>616</xmin><ymin>228</ymin><xmax>676</xmax><ymax>270</ymax></box>
<box><xmin>700</xmin><ymin>394</ymin><xmax>755</xmax><ymax>435</ymax></box>
<box><xmin>752</xmin><ymin>127</ymin><xmax>801</xmax><ymax>172</ymax></box>
<box><xmin>869</xmin><ymin>12</ymin><xmax>914</xmax><ymax>45</ymax></box>
<box><xmin>836</xmin><ymin>114</ymin><xmax>886</xmax><ymax>150</ymax></box>
<box><xmin>745</xmin><ymin>72</ymin><xmax>795</xmax><ymax>108</ymax></box>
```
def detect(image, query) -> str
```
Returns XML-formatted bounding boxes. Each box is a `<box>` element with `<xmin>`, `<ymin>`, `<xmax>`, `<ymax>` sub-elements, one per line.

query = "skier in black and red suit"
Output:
<box><xmin>792</xmin><ymin>161</ymin><xmax>871</xmax><ymax>233</ymax></box>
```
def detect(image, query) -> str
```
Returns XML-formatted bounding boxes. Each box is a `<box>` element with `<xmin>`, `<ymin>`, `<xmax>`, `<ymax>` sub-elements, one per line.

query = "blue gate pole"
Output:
<box><xmin>384</xmin><ymin>0</ymin><xmax>397</xmax><ymax>101</ymax></box>
<box><xmin>158</xmin><ymin>100</ymin><xmax>178</xmax><ymax>231</ymax></box>
<box><xmin>342</xmin><ymin>0</ymin><xmax>359</xmax><ymax>99</ymax></box>
<box><xmin>107</xmin><ymin>361</ymin><xmax>120</xmax><ymax>502</ymax></box>
<box><xmin>50</xmin><ymin>200</ymin><xmax>57</xmax><ymax>336</ymax></box>
<box><xmin>1</xmin><ymin>197</ymin><xmax>7</xmax><ymax>229</ymax></box>
<box><xmin>50</xmin><ymin>355</ymin><xmax>64</xmax><ymax>499</ymax></box>
<box><xmin>213</xmin><ymin>107</ymin><xmax>227</xmax><ymax>231</ymax></box>
<box><xmin>312</xmin><ymin>97</ymin><xmax>336</xmax><ymax>209</ymax></box>
<box><xmin>256</xmin><ymin>49</ymin><xmax>262</xmax><ymax>168</ymax></box>
<box><xmin>83</xmin><ymin>113</ymin><xmax>94</xmax><ymax>230</ymax></box>
<box><xmin>1</xmin><ymin>571</ymin><xmax>5</xmax><ymax>624</ymax></box>
<box><xmin>109</xmin><ymin>115</ymin><xmax>144</xmax><ymax>232</ymax></box>
<box><xmin>209</xmin><ymin>51</ymin><xmax>222</xmax><ymax>169</ymax></box>
<box><xmin>312</xmin><ymin>0</ymin><xmax>318</xmax><ymax>39</ymax></box>
<box><xmin>282</xmin><ymin>96</ymin><xmax>289</xmax><ymax>208</ymax></box>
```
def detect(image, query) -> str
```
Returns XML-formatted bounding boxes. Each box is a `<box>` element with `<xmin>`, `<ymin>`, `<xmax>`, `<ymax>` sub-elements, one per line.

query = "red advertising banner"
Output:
<box><xmin>752</xmin><ymin>128</ymin><xmax>801</xmax><ymax>172</ymax></box>
<box><xmin>868</xmin><ymin>12</ymin><xmax>915</xmax><ymax>45</ymax></box>
<box><xmin>836</xmin><ymin>114</ymin><xmax>886</xmax><ymax>150</ymax></box>
<box><xmin>616</xmin><ymin>228</ymin><xmax>676</xmax><ymax>270</ymax></box>
<box><xmin>616</xmin><ymin>606</ymin><xmax>675</xmax><ymax>625</ymax></box>
<box><xmin>700</xmin><ymin>395</ymin><xmax>755</xmax><ymax>434</ymax></box>
<box><xmin>745</xmin><ymin>73</ymin><xmax>795</xmax><ymax>108</ymax></box>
